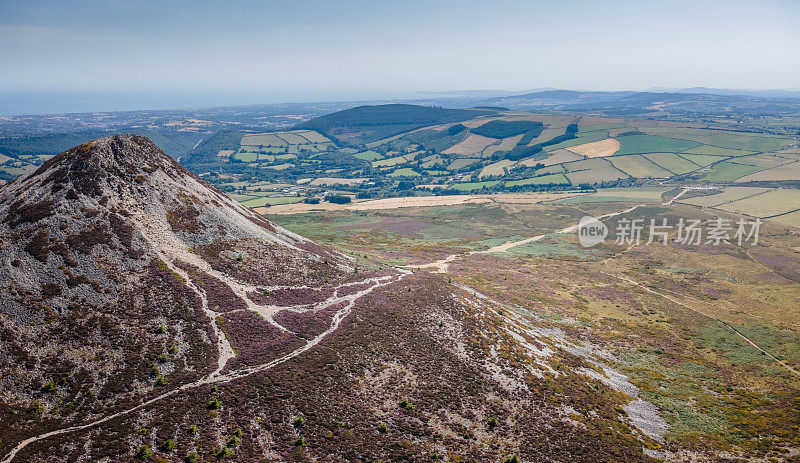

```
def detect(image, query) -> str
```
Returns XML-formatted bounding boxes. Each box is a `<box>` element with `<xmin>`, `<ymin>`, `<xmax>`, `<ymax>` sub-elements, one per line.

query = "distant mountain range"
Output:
<box><xmin>643</xmin><ymin>87</ymin><xmax>800</xmax><ymax>99</ymax></box>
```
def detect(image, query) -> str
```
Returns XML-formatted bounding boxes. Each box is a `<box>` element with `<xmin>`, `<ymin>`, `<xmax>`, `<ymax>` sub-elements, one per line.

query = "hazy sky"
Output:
<box><xmin>1</xmin><ymin>0</ymin><xmax>799</xmax><ymax>112</ymax></box>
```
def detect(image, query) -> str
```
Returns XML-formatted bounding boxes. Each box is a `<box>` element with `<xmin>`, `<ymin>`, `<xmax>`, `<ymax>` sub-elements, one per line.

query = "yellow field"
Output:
<box><xmin>293</xmin><ymin>129</ymin><xmax>330</xmax><ymax>143</ymax></box>
<box><xmin>482</xmin><ymin>134</ymin><xmax>523</xmax><ymax>157</ymax></box>
<box><xmin>307</xmin><ymin>177</ymin><xmax>368</xmax><ymax>186</ymax></box>
<box><xmin>525</xmin><ymin>128</ymin><xmax>565</xmax><ymax>146</ymax></box>
<box><xmin>679</xmin><ymin>187</ymin><xmax>772</xmax><ymax>207</ymax></box>
<box><xmin>274</xmin><ymin>132</ymin><xmax>309</xmax><ymax>144</ymax></box>
<box><xmin>530</xmin><ymin>149</ymin><xmax>583</xmax><ymax>166</ymax></box>
<box><xmin>566</xmin><ymin>138</ymin><xmax>620</xmax><ymax>158</ymax></box>
<box><xmin>479</xmin><ymin>159</ymin><xmax>515</xmax><ymax>178</ymax></box>
<box><xmin>442</xmin><ymin>134</ymin><xmax>497</xmax><ymax>156</ymax></box>
<box><xmin>715</xmin><ymin>189</ymin><xmax>800</xmax><ymax>217</ymax></box>
<box><xmin>770</xmin><ymin>209</ymin><xmax>800</xmax><ymax>229</ymax></box>
<box><xmin>259</xmin><ymin>192</ymin><xmax>589</xmax><ymax>215</ymax></box>
<box><xmin>735</xmin><ymin>161</ymin><xmax>800</xmax><ymax>182</ymax></box>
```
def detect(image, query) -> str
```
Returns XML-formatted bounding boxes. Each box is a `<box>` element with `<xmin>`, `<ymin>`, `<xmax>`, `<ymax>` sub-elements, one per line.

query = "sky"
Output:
<box><xmin>1</xmin><ymin>0</ymin><xmax>799</xmax><ymax>114</ymax></box>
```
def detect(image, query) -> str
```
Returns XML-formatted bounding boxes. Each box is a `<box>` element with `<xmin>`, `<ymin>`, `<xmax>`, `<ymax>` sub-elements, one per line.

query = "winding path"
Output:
<box><xmin>1</xmin><ymin>263</ymin><xmax>408</xmax><ymax>463</ymax></box>
<box><xmin>405</xmin><ymin>204</ymin><xmax>643</xmax><ymax>273</ymax></box>
<box><xmin>4</xmin><ymin>202</ymin><xmax>791</xmax><ymax>461</ymax></box>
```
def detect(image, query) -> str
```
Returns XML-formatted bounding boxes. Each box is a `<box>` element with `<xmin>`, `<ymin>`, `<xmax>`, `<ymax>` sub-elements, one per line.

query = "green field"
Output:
<box><xmin>735</xmin><ymin>161</ymin><xmax>800</xmax><ymax>182</ymax></box>
<box><xmin>233</xmin><ymin>152</ymin><xmax>260</xmax><ymax>162</ymax></box>
<box><xmin>504</xmin><ymin>173</ymin><xmax>569</xmax><ymax>187</ymax></box>
<box><xmin>449</xmin><ymin>158</ymin><xmax>481</xmax><ymax>170</ymax></box>
<box><xmin>240</xmin><ymin>196</ymin><xmax>305</xmax><ymax>207</ymax></box>
<box><xmin>373</xmin><ymin>156</ymin><xmax>407</xmax><ymax>167</ymax></box>
<box><xmin>681</xmin><ymin>145</ymin><xmax>756</xmax><ymax>157</ymax></box>
<box><xmin>643</xmin><ymin>152</ymin><xmax>703</xmax><ymax>174</ymax></box>
<box><xmin>608</xmin><ymin>155</ymin><xmax>673</xmax><ymax>178</ymax></box>
<box><xmin>562</xmin><ymin>158</ymin><xmax>615</xmax><ymax>173</ymax></box>
<box><xmin>676</xmin><ymin>153</ymin><xmax>722</xmax><ymax>167</ymax></box>
<box><xmin>701</xmin><ymin>161</ymin><xmax>765</xmax><ymax>182</ymax></box>
<box><xmin>389</xmin><ymin>168</ymin><xmax>421</xmax><ymax>177</ymax></box>
<box><xmin>707</xmin><ymin>133</ymin><xmax>791</xmax><ymax>152</ymax></box>
<box><xmin>561</xmin><ymin>158</ymin><xmax>629</xmax><ymax>184</ymax></box>
<box><xmin>240</xmin><ymin>133</ymin><xmax>288</xmax><ymax>146</ymax></box>
<box><xmin>577</xmin><ymin>123</ymin><xmax>629</xmax><ymax>133</ymax></box>
<box><xmin>614</xmin><ymin>134</ymin><xmax>701</xmax><ymax>156</ymax></box>
<box><xmin>565</xmin><ymin>167</ymin><xmax>628</xmax><ymax>184</ymax></box>
<box><xmin>534</xmin><ymin>164</ymin><xmax>567</xmax><ymax>175</ymax></box>
<box><xmin>352</xmin><ymin>150</ymin><xmax>384</xmax><ymax>161</ymax></box>
<box><xmin>642</xmin><ymin>127</ymin><xmax>793</xmax><ymax>153</ymax></box>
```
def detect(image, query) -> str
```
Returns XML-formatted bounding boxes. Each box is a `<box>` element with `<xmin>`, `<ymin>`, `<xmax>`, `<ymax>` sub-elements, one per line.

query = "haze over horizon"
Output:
<box><xmin>1</xmin><ymin>0</ymin><xmax>799</xmax><ymax>115</ymax></box>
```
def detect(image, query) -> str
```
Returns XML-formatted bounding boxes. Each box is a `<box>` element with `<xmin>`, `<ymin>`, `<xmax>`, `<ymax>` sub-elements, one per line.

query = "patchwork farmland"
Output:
<box><xmin>168</xmin><ymin>104</ymin><xmax>799</xmax><ymax>230</ymax></box>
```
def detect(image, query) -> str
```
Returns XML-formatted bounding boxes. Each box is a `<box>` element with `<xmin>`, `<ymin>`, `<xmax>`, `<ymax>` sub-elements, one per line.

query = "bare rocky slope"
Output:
<box><xmin>0</xmin><ymin>135</ymin><xmax>665</xmax><ymax>462</ymax></box>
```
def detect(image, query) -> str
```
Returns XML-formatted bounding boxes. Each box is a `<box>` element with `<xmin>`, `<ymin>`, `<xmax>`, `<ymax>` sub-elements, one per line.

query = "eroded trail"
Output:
<box><xmin>405</xmin><ymin>204</ymin><xmax>644</xmax><ymax>273</ymax></box>
<box><xmin>1</xmin><ymin>261</ymin><xmax>407</xmax><ymax>463</ymax></box>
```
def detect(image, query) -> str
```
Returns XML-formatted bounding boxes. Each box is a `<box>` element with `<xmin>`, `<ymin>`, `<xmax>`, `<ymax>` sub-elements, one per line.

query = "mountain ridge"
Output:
<box><xmin>2</xmin><ymin>134</ymin><xmax>668</xmax><ymax>462</ymax></box>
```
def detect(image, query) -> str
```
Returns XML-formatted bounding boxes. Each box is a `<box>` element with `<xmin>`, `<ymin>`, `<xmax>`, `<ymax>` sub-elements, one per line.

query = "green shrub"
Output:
<box><xmin>325</xmin><ymin>194</ymin><xmax>352</xmax><ymax>204</ymax></box>
<box><xmin>292</xmin><ymin>416</ymin><xmax>305</xmax><ymax>428</ymax></box>
<box><xmin>184</xmin><ymin>451</ymin><xmax>198</xmax><ymax>463</ymax></box>
<box><xmin>136</xmin><ymin>445</ymin><xmax>153</xmax><ymax>459</ymax></box>
<box><xmin>214</xmin><ymin>447</ymin><xmax>233</xmax><ymax>458</ymax></box>
<box><xmin>208</xmin><ymin>398</ymin><xmax>221</xmax><ymax>410</ymax></box>
<box><xmin>41</xmin><ymin>381</ymin><xmax>56</xmax><ymax>393</ymax></box>
<box><xmin>503</xmin><ymin>456</ymin><xmax>519</xmax><ymax>463</ymax></box>
<box><xmin>448</xmin><ymin>124</ymin><xmax>466</xmax><ymax>136</ymax></box>
<box><xmin>160</xmin><ymin>439</ymin><xmax>176</xmax><ymax>452</ymax></box>
<box><xmin>294</xmin><ymin>436</ymin><xmax>306</xmax><ymax>446</ymax></box>
<box><xmin>377</xmin><ymin>422</ymin><xmax>388</xmax><ymax>433</ymax></box>
<box><xmin>28</xmin><ymin>401</ymin><xmax>44</xmax><ymax>415</ymax></box>
<box><xmin>488</xmin><ymin>416</ymin><xmax>498</xmax><ymax>429</ymax></box>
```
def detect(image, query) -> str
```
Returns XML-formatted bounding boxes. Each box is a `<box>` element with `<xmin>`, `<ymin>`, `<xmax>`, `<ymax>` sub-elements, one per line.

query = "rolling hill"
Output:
<box><xmin>295</xmin><ymin>103</ymin><xmax>498</xmax><ymax>145</ymax></box>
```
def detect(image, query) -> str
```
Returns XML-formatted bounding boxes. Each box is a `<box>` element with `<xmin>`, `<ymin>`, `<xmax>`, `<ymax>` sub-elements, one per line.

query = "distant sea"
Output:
<box><xmin>0</xmin><ymin>88</ymin><xmax>431</xmax><ymax>117</ymax></box>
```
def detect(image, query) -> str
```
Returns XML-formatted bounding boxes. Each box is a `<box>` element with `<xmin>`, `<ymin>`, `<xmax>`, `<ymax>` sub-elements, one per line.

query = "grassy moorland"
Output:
<box><xmin>268</xmin><ymin>195</ymin><xmax>800</xmax><ymax>461</ymax></box>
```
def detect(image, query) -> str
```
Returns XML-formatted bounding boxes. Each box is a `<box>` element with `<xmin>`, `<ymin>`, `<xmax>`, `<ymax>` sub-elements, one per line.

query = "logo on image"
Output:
<box><xmin>577</xmin><ymin>216</ymin><xmax>607</xmax><ymax>247</ymax></box>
